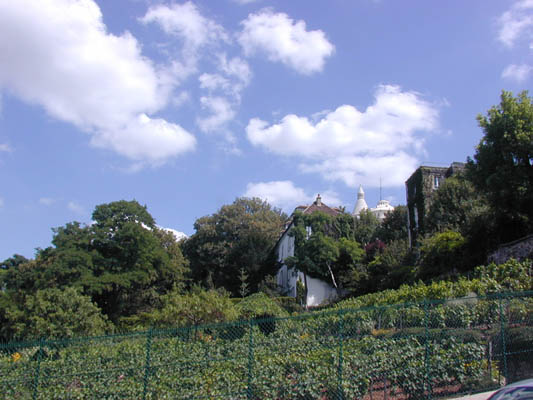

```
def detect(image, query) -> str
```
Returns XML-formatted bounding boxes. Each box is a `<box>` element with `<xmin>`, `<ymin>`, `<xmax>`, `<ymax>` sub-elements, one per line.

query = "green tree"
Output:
<box><xmin>353</xmin><ymin>209</ymin><xmax>380</xmax><ymax>245</ymax></box>
<box><xmin>238</xmin><ymin>268</ymin><xmax>250</xmax><ymax>298</ymax></box>
<box><xmin>88</xmin><ymin>201</ymin><xmax>188</xmax><ymax>321</ymax></box>
<box><xmin>183</xmin><ymin>198</ymin><xmax>286</xmax><ymax>295</ymax></box>
<box><xmin>426</xmin><ymin>175</ymin><xmax>489</xmax><ymax>235</ymax></box>
<box><xmin>5</xmin><ymin>287</ymin><xmax>110</xmax><ymax>340</ymax></box>
<box><xmin>336</xmin><ymin>237</ymin><xmax>366</xmax><ymax>294</ymax></box>
<box><xmin>467</xmin><ymin>90</ymin><xmax>533</xmax><ymax>242</ymax></box>
<box><xmin>140</xmin><ymin>286</ymin><xmax>238</xmax><ymax>328</ymax></box>
<box><xmin>374</xmin><ymin>205</ymin><xmax>409</xmax><ymax>243</ymax></box>
<box><xmin>419</xmin><ymin>231</ymin><xmax>466</xmax><ymax>280</ymax></box>
<box><xmin>426</xmin><ymin>175</ymin><xmax>494</xmax><ymax>268</ymax></box>
<box><xmin>2</xmin><ymin>200</ymin><xmax>189</xmax><ymax>325</ymax></box>
<box><xmin>365</xmin><ymin>239</ymin><xmax>415</xmax><ymax>293</ymax></box>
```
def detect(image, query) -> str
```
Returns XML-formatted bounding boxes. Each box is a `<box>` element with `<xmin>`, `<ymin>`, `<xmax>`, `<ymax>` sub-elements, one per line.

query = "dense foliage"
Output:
<box><xmin>182</xmin><ymin>197</ymin><xmax>286</xmax><ymax>296</ymax></box>
<box><xmin>0</xmin><ymin>200</ymin><xmax>190</xmax><ymax>339</ymax></box>
<box><xmin>285</xmin><ymin>212</ymin><xmax>364</xmax><ymax>293</ymax></box>
<box><xmin>2</xmin><ymin>290</ymin><xmax>531</xmax><ymax>399</ymax></box>
<box><xmin>467</xmin><ymin>90</ymin><xmax>533</xmax><ymax>243</ymax></box>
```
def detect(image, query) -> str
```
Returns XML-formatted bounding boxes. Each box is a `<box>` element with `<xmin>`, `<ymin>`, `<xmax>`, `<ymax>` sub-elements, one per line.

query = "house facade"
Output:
<box><xmin>276</xmin><ymin>188</ymin><xmax>395</xmax><ymax>307</ymax></box>
<box><xmin>276</xmin><ymin>195</ymin><xmax>341</xmax><ymax>307</ymax></box>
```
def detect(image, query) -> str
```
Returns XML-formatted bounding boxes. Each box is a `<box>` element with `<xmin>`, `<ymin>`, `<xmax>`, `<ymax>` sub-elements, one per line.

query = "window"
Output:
<box><xmin>434</xmin><ymin>176</ymin><xmax>440</xmax><ymax>189</ymax></box>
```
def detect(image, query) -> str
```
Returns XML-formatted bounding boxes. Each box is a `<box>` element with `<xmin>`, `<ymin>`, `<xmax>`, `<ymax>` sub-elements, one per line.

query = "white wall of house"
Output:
<box><xmin>304</xmin><ymin>273</ymin><xmax>338</xmax><ymax>306</ymax></box>
<box><xmin>276</xmin><ymin>226</ymin><xmax>338</xmax><ymax>307</ymax></box>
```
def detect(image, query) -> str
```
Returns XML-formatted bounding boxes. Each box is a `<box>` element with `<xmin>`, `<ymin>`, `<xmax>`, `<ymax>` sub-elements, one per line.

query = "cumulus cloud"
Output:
<box><xmin>244</xmin><ymin>180</ymin><xmax>341</xmax><ymax>211</ymax></box>
<box><xmin>67</xmin><ymin>201</ymin><xmax>85</xmax><ymax>215</ymax></box>
<box><xmin>0</xmin><ymin>0</ymin><xmax>196</xmax><ymax>165</ymax></box>
<box><xmin>140</xmin><ymin>2</ymin><xmax>228</xmax><ymax>52</ymax></box>
<box><xmin>246</xmin><ymin>85</ymin><xmax>439</xmax><ymax>187</ymax></box>
<box><xmin>158</xmin><ymin>226</ymin><xmax>188</xmax><ymax>241</ymax></box>
<box><xmin>197</xmin><ymin>55</ymin><xmax>251</xmax><ymax>134</ymax></box>
<box><xmin>238</xmin><ymin>10</ymin><xmax>334</xmax><ymax>74</ymax></box>
<box><xmin>140</xmin><ymin>2</ymin><xmax>229</xmax><ymax>84</ymax></box>
<box><xmin>502</xmin><ymin>63</ymin><xmax>533</xmax><ymax>82</ymax></box>
<box><xmin>197</xmin><ymin>96</ymin><xmax>236</xmax><ymax>133</ymax></box>
<box><xmin>498</xmin><ymin>0</ymin><xmax>533</xmax><ymax>47</ymax></box>
<box><xmin>142</xmin><ymin>4</ymin><xmax>248</xmax><ymax>135</ymax></box>
<box><xmin>91</xmin><ymin>113</ymin><xmax>195</xmax><ymax>163</ymax></box>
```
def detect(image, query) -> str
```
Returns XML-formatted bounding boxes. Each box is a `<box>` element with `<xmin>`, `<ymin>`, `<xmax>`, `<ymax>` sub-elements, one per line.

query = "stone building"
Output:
<box><xmin>405</xmin><ymin>162</ymin><xmax>465</xmax><ymax>246</ymax></box>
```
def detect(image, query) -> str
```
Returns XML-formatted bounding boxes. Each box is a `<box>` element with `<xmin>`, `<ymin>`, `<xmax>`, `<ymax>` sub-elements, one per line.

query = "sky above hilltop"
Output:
<box><xmin>1</xmin><ymin>0</ymin><xmax>532</xmax><ymax>260</ymax></box>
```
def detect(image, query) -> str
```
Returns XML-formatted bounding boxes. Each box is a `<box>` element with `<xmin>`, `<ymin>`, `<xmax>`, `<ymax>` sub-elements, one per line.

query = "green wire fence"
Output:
<box><xmin>1</xmin><ymin>291</ymin><xmax>532</xmax><ymax>399</ymax></box>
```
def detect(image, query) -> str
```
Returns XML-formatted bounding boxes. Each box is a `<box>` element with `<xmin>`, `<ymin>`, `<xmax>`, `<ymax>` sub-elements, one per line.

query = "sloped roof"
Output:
<box><xmin>298</xmin><ymin>194</ymin><xmax>341</xmax><ymax>217</ymax></box>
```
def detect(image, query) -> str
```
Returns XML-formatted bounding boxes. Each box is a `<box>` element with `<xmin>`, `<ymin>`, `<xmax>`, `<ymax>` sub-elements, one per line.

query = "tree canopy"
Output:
<box><xmin>1</xmin><ymin>200</ymin><xmax>189</xmax><ymax>327</ymax></box>
<box><xmin>467</xmin><ymin>90</ymin><xmax>533</xmax><ymax>242</ymax></box>
<box><xmin>183</xmin><ymin>197</ymin><xmax>286</xmax><ymax>296</ymax></box>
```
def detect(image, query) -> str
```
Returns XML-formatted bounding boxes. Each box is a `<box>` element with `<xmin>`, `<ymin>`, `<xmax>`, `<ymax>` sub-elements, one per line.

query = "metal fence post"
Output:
<box><xmin>32</xmin><ymin>338</ymin><xmax>44</xmax><ymax>400</ymax></box>
<box><xmin>498</xmin><ymin>294</ymin><xmax>508</xmax><ymax>383</ymax></box>
<box><xmin>337</xmin><ymin>309</ymin><xmax>345</xmax><ymax>400</ymax></box>
<box><xmin>247</xmin><ymin>319</ymin><xmax>254</xmax><ymax>400</ymax></box>
<box><xmin>143</xmin><ymin>328</ymin><xmax>154</xmax><ymax>400</ymax></box>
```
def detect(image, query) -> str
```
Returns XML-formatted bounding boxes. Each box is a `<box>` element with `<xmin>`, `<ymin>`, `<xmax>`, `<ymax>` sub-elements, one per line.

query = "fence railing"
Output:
<box><xmin>1</xmin><ymin>291</ymin><xmax>532</xmax><ymax>399</ymax></box>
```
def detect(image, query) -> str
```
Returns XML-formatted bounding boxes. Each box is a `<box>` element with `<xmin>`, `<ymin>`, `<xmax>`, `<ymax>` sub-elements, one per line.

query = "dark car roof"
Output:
<box><xmin>488</xmin><ymin>379</ymin><xmax>533</xmax><ymax>400</ymax></box>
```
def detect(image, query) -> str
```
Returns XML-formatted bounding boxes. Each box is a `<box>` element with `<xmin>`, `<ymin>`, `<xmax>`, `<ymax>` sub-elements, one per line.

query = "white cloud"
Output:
<box><xmin>299</xmin><ymin>153</ymin><xmax>420</xmax><ymax>188</ymax></box>
<box><xmin>67</xmin><ymin>201</ymin><xmax>85</xmax><ymax>215</ymax></box>
<box><xmin>246</xmin><ymin>85</ymin><xmax>439</xmax><ymax>187</ymax></box>
<box><xmin>140</xmin><ymin>2</ymin><xmax>228</xmax><ymax>52</ymax></box>
<box><xmin>244</xmin><ymin>180</ymin><xmax>342</xmax><ymax>211</ymax></box>
<box><xmin>0</xmin><ymin>0</ymin><xmax>196</xmax><ymax>165</ymax></box>
<box><xmin>197</xmin><ymin>96</ymin><xmax>236</xmax><ymax>133</ymax></box>
<box><xmin>158</xmin><ymin>226</ymin><xmax>188</xmax><ymax>241</ymax></box>
<box><xmin>501</xmin><ymin>63</ymin><xmax>533</xmax><ymax>82</ymax></box>
<box><xmin>238</xmin><ymin>10</ymin><xmax>334</xmax><ymax>75</ymax></box>
<box><xmin>218</xmin><ymin>55</ymin><xmax>252</xmax><ymax>89</ymax></box>
<box><xmin>91</xmin><ymin>113</ymin><xmax>195</xmax><ymax>163</ymax></box>
<box><xmin>498</xmin><ymin>0</ymin><xmax>533</xmax><ymax>47</ymax></box>
<box><xmin>39</xmin><ymin>197</ymin><xmax>55</xmax><ymax>206</ymax></box>
<box><xmin>0</xmin><ymin>143</ymin><xmax>12</xmax><ymax>152</ymax></box>
<box><xmin>197</xmin><ymin>55</ymin><xmax>251</xmax><ymax>134</ymax></box>
<box><xmin>199</xmin><ymin>73</ymin><xmax>232</xmax><ymax>92</ymax></box>
<box><xmin>142</xmin><ymin>4</ymin><xmax>247</xmax><ymax>136</ymax></box>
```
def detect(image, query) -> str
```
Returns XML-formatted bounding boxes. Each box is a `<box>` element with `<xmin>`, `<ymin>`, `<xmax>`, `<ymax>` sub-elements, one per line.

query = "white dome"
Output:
<box><xmin>352</xmin><ymin>185</ymin><xmax>368</xmax><ymax>216</ymax></box>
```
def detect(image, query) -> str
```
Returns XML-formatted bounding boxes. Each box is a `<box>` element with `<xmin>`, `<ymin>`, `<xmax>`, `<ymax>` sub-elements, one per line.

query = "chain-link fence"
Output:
<box><xmin>1</xmin><ymin>291</ymin><xmax>532</xmax><ymax>399</ymax></box>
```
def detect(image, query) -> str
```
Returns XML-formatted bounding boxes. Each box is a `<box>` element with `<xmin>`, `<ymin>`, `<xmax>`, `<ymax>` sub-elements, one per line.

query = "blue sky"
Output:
<box><xmin>1</xmin><ymin>0</ymin><xmax>532</xmax><ymax>260</ymax></box>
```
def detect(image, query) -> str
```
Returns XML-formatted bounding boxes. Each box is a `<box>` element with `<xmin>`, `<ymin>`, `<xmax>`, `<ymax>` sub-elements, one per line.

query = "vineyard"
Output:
<box><xmin>1</xmin><ymin>291</ymin><xmax>532</xmax><ymax>399</ymax></box>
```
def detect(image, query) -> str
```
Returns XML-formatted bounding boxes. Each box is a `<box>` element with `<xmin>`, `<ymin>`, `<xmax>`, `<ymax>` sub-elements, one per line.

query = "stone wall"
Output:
<box><xmin>488</xmin><ymin>234</ymin><xmax>533</xmax><ymax>264</ymax></box>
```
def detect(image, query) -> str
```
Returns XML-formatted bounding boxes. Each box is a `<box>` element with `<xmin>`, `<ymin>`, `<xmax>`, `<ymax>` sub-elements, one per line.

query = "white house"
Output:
<box><xmin>276</xmin><ymin>187</ymin><xmax>395</xmax><ymax>306</ymax></box>
<box><xmin>276</xmin><ymin>194</ymin><xmax>341</xmax><ymax>307</ymax></box>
